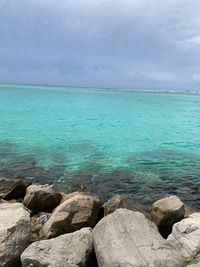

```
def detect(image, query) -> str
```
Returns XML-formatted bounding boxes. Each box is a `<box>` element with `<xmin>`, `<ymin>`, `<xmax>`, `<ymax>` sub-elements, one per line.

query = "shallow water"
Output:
<box><xmin>0</xmin><ymin>84</ymin><xmax>200</xmax><ymax>208</ymax></box>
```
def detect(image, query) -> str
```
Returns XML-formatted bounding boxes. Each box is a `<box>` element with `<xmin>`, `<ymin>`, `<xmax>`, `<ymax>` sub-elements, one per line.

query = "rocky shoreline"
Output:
<box><xmin>0</xmin><ymin>177</ymin><xmax>199</xmax><ymax>267</ymax></box>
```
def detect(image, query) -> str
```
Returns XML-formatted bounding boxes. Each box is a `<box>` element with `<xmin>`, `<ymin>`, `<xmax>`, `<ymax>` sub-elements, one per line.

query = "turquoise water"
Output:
<box><xmin>0</xmin><ymin>84</ymin><xmax>200</xmax><ymax>208</ymax></box>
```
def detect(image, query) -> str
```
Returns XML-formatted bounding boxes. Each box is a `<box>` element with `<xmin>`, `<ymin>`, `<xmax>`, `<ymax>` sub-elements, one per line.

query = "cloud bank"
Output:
<box><xmin>0</xmin><ymin>0</ymin><xmax>200</xmax><ymax>89</ymax></box>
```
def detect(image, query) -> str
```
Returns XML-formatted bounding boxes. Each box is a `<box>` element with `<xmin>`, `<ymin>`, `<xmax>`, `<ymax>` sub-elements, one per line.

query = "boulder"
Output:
<box><xmin>168</xmin><ymin>212</ymin><xmax>200</xmax><ymax>266</ymax></box>
<box><xmin>0</xmin><ymin>177</ymin><xmax>31</xmax><ymax>199</ymax></box>
<box><xmin>93</xmin><ymin>208</ymin><xmax>183</xmax><ymax>267</ymax></box>
<box><xmin>40</xmin><ymin>192</ymin><xmax>101</xmax><ymax>239</ymax></box>
<box><xmin>0</xmin><ymin>203</ymin><xmax>30</xmax><ymax>267</ymax></box>
<box><xmin>0</xmin><ymin>198</ymin><xmax>7</xmax><ymax>203</ymax></box>
<box><xmin>103</xmin><ymin>195</ymin><xmax>128</xmax><ymax>215</ymax></box>
<box><xmin>21</xmin><ymin>228</ymin><xmax>96</xmax><ymax>267</ymax></box>
<box><xmin>184</xmin><ymin>204</ymin><xmax>197</xmax><ymax>218</ymax></box>
<box><xmin>151</xmin><ymin>195</ymin><xmax>185</xmax><ymax>237</ymax></box>
<box><xmin>24</xmin><ymin>184</ymin><xmax>62</xmax><ymax>212</ymax></box>
<box><xmin>103</xmin><ymin>194</ymin><xmax>150</xmax><ymax>218</ymax></box>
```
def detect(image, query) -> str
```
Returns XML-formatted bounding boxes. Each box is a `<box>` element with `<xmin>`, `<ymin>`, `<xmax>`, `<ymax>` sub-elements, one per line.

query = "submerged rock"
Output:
<box><xmin>151</xmin><ymin>195</ymin><xmax>185</xmax><ymax>237</ymax></box>
<box><xmin>0</xmin><ymin>203</ymin><xmax>30</xmax><ymax>267</ymax></box>
<box><xmin>40</xmin><ymin>192</ymin><xmax>101</xmax><ymax>239</ymax></box>
<box><xmin>0</xmin><ymin>177</ymin><xmax>31</xmax><ymax>200</ymax></box>
<box><xmin>168</xmin><ymin>212</ymin><xmax>200</xmax><ymax>266</ymax></box>
<box><xmin>21</xmin><ymin>228</ymin><xmax>95</xmax><ymax>267</ymax></box>
<box><xmin>24</xmin><ymin>184</ymin><xmax>61</xmax><ymax>212</ymax></box>
<box><xmin>93</xmin><ymin>208</ymin><xmax>183</xmax><ymax>267</ymax></box>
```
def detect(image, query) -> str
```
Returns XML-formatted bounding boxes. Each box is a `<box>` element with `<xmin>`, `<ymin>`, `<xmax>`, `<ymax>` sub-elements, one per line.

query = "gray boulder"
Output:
<box><xmin>168</xmin><ymin>212</ymin><xmax>200</xmax><ymax>266</ymax></box>
<box><xmin>40</xmin><ymin>192</ymin><xmax>101</xmax><ymax>239</ymax></box>
<box><xmin>93</xmin><ymin>208</ymin><xmax>183</xmax><ymax>267</ymax></box>
<box><xmin>0</xmin><ymin>203</ymin><xmax>30</xmax><ymax>267</ymax></box>
<box><xmin>151</xmin><ymin>195</ymin><xmax>185</xmax><ymax>237</ymax></box>
<box><xmin>24</xmin><ymin>184</ymin><xmax>61</xmax><ymax>212</ymax></box>
<box><xmin>21</xmin><ymin>228</ymin><xmax>95</xmax><ymax>267</ymax></box>
<box><xmin>0</xmin><ymin>177</ymin><xmax>30</xmax><ymax>199</ymax></box>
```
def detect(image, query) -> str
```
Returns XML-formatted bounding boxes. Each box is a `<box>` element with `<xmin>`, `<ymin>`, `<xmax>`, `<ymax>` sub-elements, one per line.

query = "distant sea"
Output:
<box><xmin>0</xmin><ymin>83</ymin><xmax>200</xmax><ymax>209</ymax></box>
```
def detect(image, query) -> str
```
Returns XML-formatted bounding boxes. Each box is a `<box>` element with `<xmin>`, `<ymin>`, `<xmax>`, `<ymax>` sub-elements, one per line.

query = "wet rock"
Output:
<box><xmin>0</xmin><ymin>177</ymin><xmax>31</xmax><ymax>200</ymax></box>
<box><xmin>93</xmin><ymin>209</ymin><xmax>183</xmax><ymax>267</ymax></box>
<box><xmin>40</xmin><ymin>192</ymin><xmax>101</xmax><ymax>239</ymax></box>
<box><xmin>21</xmin><ymin>228</ymin><xmax>96</xmax><ymax>267</ymax></box>
<box><xmin>0</xmin><ymin>203</ymin><xmax>30</xmax><ymax>267</ymax></box>
<box><xmin>24</xmin><ymin>184</ymin><xmax>62</xmax><ymax>212</ymax></box>
<box><xmin>151</xmin><ymin>195</ymin><xmax>185</xmax><ymax>237</ymax></box>
<box><xmin>168</xmin><ymin>212</ymin><xmax>200</xmax><ymax>266</ymax></box>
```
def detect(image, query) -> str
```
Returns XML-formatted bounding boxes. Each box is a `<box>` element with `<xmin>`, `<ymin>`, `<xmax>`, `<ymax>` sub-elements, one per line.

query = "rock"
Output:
<box><xmin>0</xmin><ymin>203</ymin><xmax>30</xmax><ymax>267</ymax></box>
<box><xmin>40</xmin><ymin>192</ymin><xmax>101</xmax><ymax>239</ymax></box>
<box><xmin>0</xmin><ymin>198</ymin><xmax>7</xmax><ymax>203</ymax></box>
<box><xmin>103</xmin><ymin>194</ymin><xmax>150</xmax><ymax>218</ymax></box>
<box><xmin>151</xmin><ymin>195</ymin><xmax>185</xmax><ymax>237</ymax></box>
<box><xmin>21</xmin><ymin>228</ymin><xmax>96</xmax><ymax>267</ymax></box>
<box><xmin>103</xmin><ymin>195</ymin><xmax>128</xmax><ymax>215</ymax></box>
<box><xmin>93</xmin><ymin>208</ymin><xmax>183</xmax><ymax>267</ymax></box>
<box><xmin>0</xmin><ymin>177</ymin><xmax>31</xmax><ymax>200</ymax></box>
<box><xmin>168</xmin><ymin>212</ymin><xmax>200</xmax><ymax>266</ymax></box>
<box><xmin>184</xmin><ymin>203</ymin><xmax>197</xmax><ymax>218</ymax></box>
<box><xmin>31</xmin><ymin>212</ymin><xmax>51</xmax><ymax>234</ymax></box>
<box><xmin>24</xmin><ymin>184</ymin><xmax>62</xmax><ymax>212</ymax></box>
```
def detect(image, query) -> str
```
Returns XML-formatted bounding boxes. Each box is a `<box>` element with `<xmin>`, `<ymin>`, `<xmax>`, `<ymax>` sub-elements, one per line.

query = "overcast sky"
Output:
<box><xmin>0</xmin><ymin>0</ymin><xmax>200</xmax><ymax>89</ymax></box>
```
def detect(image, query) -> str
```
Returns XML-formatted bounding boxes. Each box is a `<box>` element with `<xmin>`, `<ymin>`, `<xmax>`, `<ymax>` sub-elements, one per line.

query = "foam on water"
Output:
<box><xmin>0</xmin><ymin>84</ymin><xmax>200</xmax><ymax>208</ymax></box>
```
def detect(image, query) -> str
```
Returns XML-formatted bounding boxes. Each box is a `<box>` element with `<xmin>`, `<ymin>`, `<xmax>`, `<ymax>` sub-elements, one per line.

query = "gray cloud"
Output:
<box><xmin>0</xmin><ymin>0</ymin><xmax>200</xmax><ymax>89</ymax></box>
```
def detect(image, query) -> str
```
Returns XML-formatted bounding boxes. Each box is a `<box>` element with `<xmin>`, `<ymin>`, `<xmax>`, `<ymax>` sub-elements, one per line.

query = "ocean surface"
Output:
<box><xmin>0</xmin><ymin>84</ymin><xmax>200</xmax><ymax>209</ymax></box>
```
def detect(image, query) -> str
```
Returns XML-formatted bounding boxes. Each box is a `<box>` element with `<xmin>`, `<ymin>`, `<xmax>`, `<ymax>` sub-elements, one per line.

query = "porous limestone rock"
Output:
<box><xmin>151</xmin><ymin>195</ymin><xmax>185</xmax><ymax>237</ymax></box>
<box><xmin>24</xmin><ymin>184</ymin><xmax>61</xmax><ymax>212</ymax></box>
<box><xmin>40</xmin><ymin>192</ymin><xmax>101</xmax><ymax>239</ymax></box>
<box><xmin>21</xmin><ymin>228</ymin><xmax>95</xmax><ymax>267</ymax></box>
<box><xmin>168</xmin><ymin>212</ymin><xmax>200</xmax><ymax>266</ymax></box>
<box><xmin>103</xmin><ymin>195</ymin><xmax>128</xmax><ymax>215</ymax></box>
<box><xmin>93</xmin><ymin>208</ymin><xmax>183</xmax><ymax>267</ymax></box>
<box><xmin>103</xmin><ymin>194</ymin><xmax>149</xmax><ymax>218</ymax></box>
<box><xmin>0</xmin><ymin>177</ymin><xmax>30</xmax><ymax>199</ymax></box>
<box><xmin>0</xmin><ymin>203</ymin><xmax>30</xmax><ymax>267</ymax></box>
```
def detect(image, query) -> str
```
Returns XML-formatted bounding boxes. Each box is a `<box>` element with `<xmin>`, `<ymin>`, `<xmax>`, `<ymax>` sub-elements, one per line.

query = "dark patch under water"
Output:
<box><xmin>0</xmin><ymin>142</ymin><xmax>200</xmax><ymax>211</ymax></box>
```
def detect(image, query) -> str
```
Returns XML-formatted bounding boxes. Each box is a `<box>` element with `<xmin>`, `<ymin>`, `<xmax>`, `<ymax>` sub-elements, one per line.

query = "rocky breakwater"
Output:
<box><xmin>0</xmin><ymin>176</ymin><xmax>199</xmax><ymax>266</ymax></box>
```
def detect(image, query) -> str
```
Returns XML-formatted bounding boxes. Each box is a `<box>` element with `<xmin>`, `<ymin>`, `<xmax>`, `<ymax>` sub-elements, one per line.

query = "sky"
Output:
<box><xmin>0</xmin><ymin>0</ymin><xmax>200</xmax><ymax>89</ymax></box>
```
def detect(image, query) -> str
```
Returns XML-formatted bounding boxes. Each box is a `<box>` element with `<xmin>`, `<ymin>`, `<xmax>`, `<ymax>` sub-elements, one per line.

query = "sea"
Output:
<box><xmin>0</xmin><ymin>83</ymin><xmax>200</xmax><ymax>209</ymax></box>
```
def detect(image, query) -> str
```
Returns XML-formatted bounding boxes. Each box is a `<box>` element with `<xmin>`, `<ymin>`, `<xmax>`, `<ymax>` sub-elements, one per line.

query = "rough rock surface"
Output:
<box><xmin>168</xmin><ymin>212</ymin><xmax>200</xmax><ymax>266</ymax></box>
<box><xmin>31</xmin><ymin>212</ymin><xmax>51</xmax><ymax>234</ymax></box>
<box><xmin>21</xmin><ymin>228</ymin><xmax>96</xmax><ymax>267</ymax></box>
<box><xmin>24</xmin><ymin>184</ymin><xmax>62</xmax><ymax>212</ymax></box>
<box><xmin>184</xmin><ymin>204</ymin><xmax>197</xmax><ymax>218</ymax></box>
<box><xmin>40</xmin><ymin>192</ymin><xmax>101</xmax><ymax>239</ymax></box>
<box><xmin>0</xmin><ymin>177</ymin><xmax>30</xmax><ymax>199</ymax></box>
<box><xmin>103</xmin><ymin>195</ymin><xmax>128</xmax><ymax>215</ymax></box>
<box><xmin>151</xmin><ymin>195</ymin><xmax>185</xmax><ymax>237</ymax></box>
<box><xmin>103</xmin><ymin>194</ymin><xmax>149</xmax><ymax>218</ymax></box>
<box><xmin>0</xmin><ymin>203</ymin><xmax>30</xmax><ymax>267</ymax></box>
<box><xmin>93</xmin><ymin>208</ymin><xmax>183</xmax><ymax>267</ymax></box>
